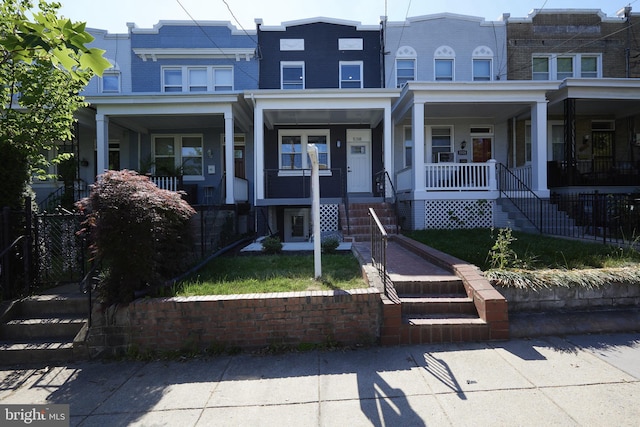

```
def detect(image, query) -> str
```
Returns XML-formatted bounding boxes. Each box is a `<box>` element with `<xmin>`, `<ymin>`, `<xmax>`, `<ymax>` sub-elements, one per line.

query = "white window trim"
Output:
<box><xmin>280</xmin><ymin>61</ymin><xmax>305</xmax><ymax>90</ymax></box>
<box><xmin>426</xmin><ymin>125</ymin><xmax>454</xmax><ymax>163</ymax></box>
<box><xmin>152</xmin><ymin>134</ymin><xmax>205</xmax><ymax>181</ymax></box>
<box><xmin>161</xmin><ymin>66</ymin><xmax>234</xmax><ymax>92</ymax></box>
<box><xmin>434</xmin><ymin>58</ymin><xmax>454</xmax><ymax>81</ymax></box>
<box><xmin>278</xmin><ymin>129</ymin><xmax>331</xmax><ymax>176</ymax></box>
<box><xmin>339</xmin><ymin>61</ymin><xmax>363</xmax><ymax>88</ymax></box>
<box><xmin>532</xmin><ymin>54</ymin><xmax>602</xmax><ymax>80</ymax></box>
<box><xmin>396</xmin><ymin>58</ymin><xmax>416</xmax><ymax>88</ymax></box>
<box><xmin>101</xmin><ymin>71</ymin><xmax>121</xmax><ymax>93</ymax></box>
<box><xmin>472</xmin><ymin>58</ymin><xmax>493</xmax><ymax>81</ymax></box>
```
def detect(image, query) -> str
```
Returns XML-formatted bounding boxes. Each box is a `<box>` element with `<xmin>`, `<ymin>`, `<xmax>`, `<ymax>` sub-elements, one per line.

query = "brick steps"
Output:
<box><xmin>0</xmin><ymin>294</ymin><xmax>88</xmax><ymax>365</ymax></box>
<box><xmin>340</xmin><ymin>202</ymin><xmax>398</xmax><ymax>242</ymax></box>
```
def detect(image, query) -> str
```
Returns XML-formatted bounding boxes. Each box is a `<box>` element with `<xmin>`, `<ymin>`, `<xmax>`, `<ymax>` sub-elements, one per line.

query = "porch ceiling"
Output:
<box><xmin>263</xmin><ymin>108</ymin><xmax>384</xmax><ymax>127</ymax></box>
<box><xmin>419</xmin><ymin>102</ymin><xmax>533</xmax><ymax>122</ymax></box>
<box><xmin>547</xmin><ymin>98</ymin><xmax>640</xmax><ymax>119</ymax></box>
<box><xmin>108</xmin><ymin>114</ymin><xmax>225</xmax><ymax>133</ymax></box>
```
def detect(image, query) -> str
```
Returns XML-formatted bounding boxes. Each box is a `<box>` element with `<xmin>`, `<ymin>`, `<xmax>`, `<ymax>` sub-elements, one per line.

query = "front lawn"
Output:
<box><xmin>174</xmin><ymin>253</ymin><xmax>366</xmax><ymax>296</ymax></box>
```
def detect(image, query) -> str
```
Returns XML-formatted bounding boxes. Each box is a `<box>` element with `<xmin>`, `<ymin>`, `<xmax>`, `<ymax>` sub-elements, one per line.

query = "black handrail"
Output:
<box><xmin>497</xmin><ymin>163</ymin><xmax>543</xmax><ymax>233</ymax></box>
<box><xmin>369</xmin><ymin>207</ymin><xmax>390</xmax><ymax>296</ymax></box>
<box><xmin>375</xmin><ymin>169</ymin><xmax>400</xmax><ymax>233</ymax></box>
<box><xmin>79</xmin><ymin>258</ymin><xmax>101</xmax><ymax>328</ymax></box>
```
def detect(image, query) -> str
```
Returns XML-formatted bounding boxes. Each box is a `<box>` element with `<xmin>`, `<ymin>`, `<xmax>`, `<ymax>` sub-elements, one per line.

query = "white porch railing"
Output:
<box><xmin>150</xmin><ymin>176</ymin><xmax>179</xmax><ymax>191</ymax></box>
<box><xmin>511</xmin><ymin>165</ymin><xmax>532</xmax><ymax>188</ymax></box>
<box><xmin>396</xmin><ymin>162</ymin><xmax>498</xmax><ymax>192</ymax></box>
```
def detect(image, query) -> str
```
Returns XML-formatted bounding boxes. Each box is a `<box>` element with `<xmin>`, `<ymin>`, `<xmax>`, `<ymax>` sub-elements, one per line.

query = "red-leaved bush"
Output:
<box><xmin>76</xmin><ymin>170</ymin><xmax>196</xmax><ymax>304</ymax></box>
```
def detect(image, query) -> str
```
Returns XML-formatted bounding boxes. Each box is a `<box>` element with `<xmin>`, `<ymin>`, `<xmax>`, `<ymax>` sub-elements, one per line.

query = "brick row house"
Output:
<box><xmin>33</xmin><ymin>8</ymin><xmax>640</xmax><ymax>242</ymax></box>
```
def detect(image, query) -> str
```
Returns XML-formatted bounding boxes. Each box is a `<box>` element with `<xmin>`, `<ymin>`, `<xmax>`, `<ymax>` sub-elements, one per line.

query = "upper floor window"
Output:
<box><xmin>395</xmin><ymin>46</ymin><xmax>417</xmax><ymax>88</ymax></box>
<box><xmin>102</xmin><ymin>72</ymin><xmax>121</xmax><ymax>93</ymax></box>
<box><xmin>434</xmin><ymin>46</ymin><xmax>455</xmax><ymax>81</ymax></box>
<box><xmin>162</xmin><ymin>66</ymin><xmax>233</xmax><ymax>92</ymax></box>
<box><xmin>472</xmin><ymin>46</ymin><xmax>494</xmax><ymax>81</ymax></box>
<box><xmin>281</xmin><ymin>62</ymin><xmax>304</xmax><ymax>89</ymax></box>
<box><xmin>532</xmin><ymin>54</ymin><xmax>601</xmax><ymax>80</ymax></box>
<box><xmin>340</xmin><ymin>62</ymin><xmax>363</xmax><ymax>88</ymax></box>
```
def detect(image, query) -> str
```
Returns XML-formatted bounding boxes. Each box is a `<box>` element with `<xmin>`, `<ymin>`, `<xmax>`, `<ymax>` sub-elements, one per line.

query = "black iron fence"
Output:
<box><xmin>369</xmin><ymin>207</ymin><xmax>390</xmax><ymax>296</ymax></box>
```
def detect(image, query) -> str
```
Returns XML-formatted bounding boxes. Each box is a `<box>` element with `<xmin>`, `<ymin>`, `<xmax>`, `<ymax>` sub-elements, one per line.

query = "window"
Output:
<box><xmin>581</xmin><ymin>56</ymin><xmax>598</xmax><ymax>77</ymax></box>
<box><xmin>532</xmin><ymin>57</ymin><xmax>549</xmax><ymax>80</ymax></box>
<box><xmin>396</xmin><ymin>59</ymin><xmax>415</xmax><ymax>88</ymax></box>
<box><xmin>395</xmin><ymin>46</ymin><xmax>417</xmax><ymax>88</ymax></box>
<box><xmin>153</xmin><ymin>135</ymin><xmax>203</xmax><ymax>178</ymax></box>
<box><xmin>281</xmin><ymin>62</ymin><xmax>304</xmax><ymax>89</ymax></box>
<box><xmin>340</xmin><ymin>62</ymin><xmax>363</xmax><ymax>88</ymax></box>
<box><xmin>532</xmin><ymin>54</ymin><xmax>601</xmax><ymax>80</ymax></box>
<box><xmin>473</xmin><ymin>59</ymin><xmax>491</xmax><ymax>81</ymax></box>
<box><xmin>434</xmin><ymin>45</ymin><xmax>455</xmax><ymax>81</ymax></box>
<box><xmin>472</xmin><ymin>46</ymin><xmax>494</xmax><ymax>81</ymax></box>
<box><xmin>551</xmin><ymin>124</ymin><xmax>565</xmax><ymax>161</ymax></box>
<box><xmin>278</xmin><ymin>130</ymin><xmax>330</xmax><ymax>173</ymax></box>
<box><xmin>435</xmin><ymin>59</ymin><xmax>453</xmax><ymax>81</ymax></box>
<box><xmin>162</xmin><ymin>66</ymin><xmax>233</xmax><ymax>92</ymax></box>
<box><xmin>557</xmin><ymin>57</ymin><xmax>574</xmax><ymax>80</ymax></box>
<box><xmin>403</xmin><ymin>126</ymin><xmax>412</xmax><ymax>167</ymax></box>
<box><xmin>102</xmin><ymin>72</ymin><xmax>120</xmax><ymax>93</ymax></box>
<box><xmin>429</xmin><ymin>126</ymin><xmax>453</xmax><ymax>162</ymax></box>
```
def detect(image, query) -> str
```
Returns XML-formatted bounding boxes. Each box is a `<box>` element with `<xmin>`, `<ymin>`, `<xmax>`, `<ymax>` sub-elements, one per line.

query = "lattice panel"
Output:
<box><xmin>424</xmin><ymin>199</ymin><xmax>494</xmax><ymax>229</ymax></box>
<box><xmin>320</xmin><ymin>204</ymin><xmax>339</xmax><ymax>231</ymax></box>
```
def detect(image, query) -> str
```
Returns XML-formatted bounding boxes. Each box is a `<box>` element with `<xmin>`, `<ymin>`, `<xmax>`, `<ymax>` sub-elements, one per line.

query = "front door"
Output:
<box><xmin>472</xmin><ymin>137</ymin><xmax>492</xmax><ymax>162</ymax></box>
<box><xmin>347</xmin><ymin>129</ymin><xmax>371</xmax><ymax>193</ymax></box>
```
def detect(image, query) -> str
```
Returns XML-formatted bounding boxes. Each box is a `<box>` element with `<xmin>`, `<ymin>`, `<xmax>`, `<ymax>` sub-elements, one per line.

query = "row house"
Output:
<box><xmin>34</xmin><ymin>8</ymin><xmax>640</xmax><ymax>241</ymax></box>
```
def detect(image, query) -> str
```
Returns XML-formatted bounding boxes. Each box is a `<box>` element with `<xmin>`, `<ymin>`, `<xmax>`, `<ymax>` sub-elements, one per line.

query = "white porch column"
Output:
<box><xmin>531</xmin><ymin>100</ymin><xmax>549</xmax><ymax>195</ymax></box>
<box><xmin>412</xmin><ymin>102</ymin><xmax>425</xmax><ymax>190</ymax></box>
<box><xmin>224</xmin><ymin>111</ymin><xmax>235</xmax><ymax>204</ymax></box>
<box><xmin>383</xmin><ymin>102</ymin><xmax>393</xmax><ymax>197</ymax></box>
<box><xmin>254</xmin><ymin>103</ymin><xmax>265</xmax><ymax>202</ymax></box>
<box><xmin>96</xmin><ymin>113</ymin><xmax>109</xmax><ymax>176</ymax></box>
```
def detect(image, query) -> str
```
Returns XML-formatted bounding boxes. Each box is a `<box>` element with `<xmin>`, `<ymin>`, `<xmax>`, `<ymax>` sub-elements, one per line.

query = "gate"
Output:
<box><xmin>1</xmin><ymin>201</ymin><xmax>86</xmax><ymax>299</ymax></box>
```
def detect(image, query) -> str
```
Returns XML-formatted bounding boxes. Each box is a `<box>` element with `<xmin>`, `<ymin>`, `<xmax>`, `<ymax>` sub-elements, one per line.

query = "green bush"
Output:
<box><xmin>76</xmin><ymin>170</ymin><xmax>195</xmax><ymax>304</ymax></box>
<box><xmin>321</xmin><ymin>237</ymin><xmax>340</xmax><ymax>254</ymax></box>
<box><xmin>261</xmin><ymin>236</ymin><xmax>282</xmax><ymax>254</ymax></box>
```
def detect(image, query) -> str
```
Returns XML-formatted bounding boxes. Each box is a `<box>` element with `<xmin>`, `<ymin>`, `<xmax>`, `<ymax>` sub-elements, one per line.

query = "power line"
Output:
<box><xmin>221</xmin><ymin>0</ymin><xmax>258</xmax><ymax>44</ymax></box>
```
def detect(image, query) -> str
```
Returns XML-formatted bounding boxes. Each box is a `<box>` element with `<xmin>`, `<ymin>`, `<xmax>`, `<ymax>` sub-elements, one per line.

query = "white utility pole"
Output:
<box><xmin>307</xmin><ymin>144</ymin><xmax>321</xmax><ymax>278</ymax></box>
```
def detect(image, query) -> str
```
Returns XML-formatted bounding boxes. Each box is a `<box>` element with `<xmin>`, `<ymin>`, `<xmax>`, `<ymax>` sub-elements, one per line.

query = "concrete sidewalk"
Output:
<box><xmin>1</xmin><ymin>332</ymin><xmax>639</xmax><ymax>426</ymax></box>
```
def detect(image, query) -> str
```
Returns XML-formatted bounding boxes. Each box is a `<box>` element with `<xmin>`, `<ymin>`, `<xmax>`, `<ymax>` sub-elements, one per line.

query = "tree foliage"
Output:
<box><xmin>0</xmin><ymin>0</ymin><xmax>110</xmax><ymax>209</ymax></box>
<box><xmin>77</xmin><ymin>170</ymin><xmax>197</xmax><ymax>305</ymax></box>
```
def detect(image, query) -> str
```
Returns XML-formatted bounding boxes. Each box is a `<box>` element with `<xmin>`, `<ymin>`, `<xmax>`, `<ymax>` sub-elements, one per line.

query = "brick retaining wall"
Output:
<box><xmin>87</xmin><ymin>288</ymin><xmax>381</xmax><ymax>356</ymax></box>
<box><xmin>496</xmin><ymin>283</ymin><xmax>640</xmax><ymax>312</ymax></box>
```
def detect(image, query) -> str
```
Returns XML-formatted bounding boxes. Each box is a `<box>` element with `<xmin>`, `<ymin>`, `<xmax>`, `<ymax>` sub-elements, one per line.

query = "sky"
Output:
<box><xmin>56</xmin><ymin>0</ymin><xmax>634</xmax><ymax>33</ymax></box>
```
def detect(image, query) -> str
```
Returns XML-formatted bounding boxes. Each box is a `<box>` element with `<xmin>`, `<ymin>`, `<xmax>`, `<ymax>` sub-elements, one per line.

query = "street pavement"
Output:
<box><xmin>1</xmin><ymin>332</ymin><xmax>639</xmax><ymax>426</ymax></box>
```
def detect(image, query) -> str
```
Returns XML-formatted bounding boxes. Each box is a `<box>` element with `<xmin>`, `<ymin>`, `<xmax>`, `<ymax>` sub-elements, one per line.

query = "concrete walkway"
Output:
<box><xmin>1</xmin><ymin>332</ymin><xmax>639</xmax><ymax>426</ymax></box>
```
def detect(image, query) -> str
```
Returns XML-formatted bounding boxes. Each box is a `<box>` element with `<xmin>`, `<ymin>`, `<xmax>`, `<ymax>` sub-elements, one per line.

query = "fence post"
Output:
<box><xmin>23</xmin><ymin>198</ymin><xmax>32</xmax><ymax>294</ymax></box>
<box><xmin>488</xmin><ymin>160</ymin><xmax>498</xmax><ymax>191</ymax></box>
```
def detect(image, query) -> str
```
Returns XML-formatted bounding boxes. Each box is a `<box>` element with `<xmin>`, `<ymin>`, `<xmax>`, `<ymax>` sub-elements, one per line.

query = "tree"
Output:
<box><xmin>0</xmin><ymin>0</ymin><xmax>110</xmax><ymax>209</ymax></box>
<box><xmin>76</xmin><ymin>170</ymin><xmax>196</xmax><ymax>305</ymax></box>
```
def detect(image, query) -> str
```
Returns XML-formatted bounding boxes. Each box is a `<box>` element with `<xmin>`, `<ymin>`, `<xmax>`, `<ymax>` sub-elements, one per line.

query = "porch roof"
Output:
<box><xmin>245</xmin><ymin>88</ymin><xmax>399</xmax><ymax>129</ymax></box>
<box><xmin>547</xmin><ymin>78</ymin><xmax>640</xmax><ymax>118</ymax></box>
<box><xmin>84</xmin><ymin>92</ymin><xmax>253</xmax><ymax>133</ymax></box>
<box><xmin>392</xmin><ymin>81</ymin><xmax>556</xmax><ymax>122</ymax></box>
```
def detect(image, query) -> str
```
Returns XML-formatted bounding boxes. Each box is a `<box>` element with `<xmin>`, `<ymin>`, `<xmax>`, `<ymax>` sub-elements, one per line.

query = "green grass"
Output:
<box><xmin>403</xmin><ymin>228</ymin><xmax>640</xmax><ymax>271</ymax></box>
<box><xmin>174</xmin><ymin>253</ymin><xmax>366</xmax><ymax>296</ymax></box>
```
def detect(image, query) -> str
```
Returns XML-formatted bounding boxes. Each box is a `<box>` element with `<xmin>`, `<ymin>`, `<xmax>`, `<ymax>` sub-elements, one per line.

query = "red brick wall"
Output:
<box><xmin>114</xmin><ymin>288</ymin><xmax>381</xmax><ymax>352</ymax></box>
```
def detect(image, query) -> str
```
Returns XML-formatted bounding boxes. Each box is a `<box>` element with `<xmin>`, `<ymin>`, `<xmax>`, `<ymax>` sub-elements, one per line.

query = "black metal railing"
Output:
<box><xmin>375</xmin><ymin>169</ymin><xmax>400</xmax><ymax>233</ymax></box>
<box><xmin>497</xmin><ymin>163</ymin><xmax>543</xmax><ymax>233</ymax></box>
<box><xmin>0</xmin><ymin>203</ymin><xmax>33</xmax><ymax>299</ymax></box>
<box><xmin>263</xmin><ymin>168</ymin><xmax>344</xmax><ymax>199</ymax></box>
<box><xmin>38</xmin><ymin>179</ymin><xmax>90</xmax><ymax>212</ymax></box>
<box><xmin>197</xmin><ymin>176</ymin><xmax>225</xmax><ymax>258</ymax></box>
<box><xmin>369</xmin><ymin>207</ymin><xmax>390</xmax><ymax>296</ymax></box>
<box><xmin>548</xmin><ymin>159</ymin><xmax>640</xmax><ymax>188</ymax></box>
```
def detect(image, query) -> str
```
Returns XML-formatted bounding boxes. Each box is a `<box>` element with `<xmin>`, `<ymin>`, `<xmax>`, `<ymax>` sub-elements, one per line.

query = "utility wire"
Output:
<box><xmin>222</xmin><ymin>0</ymin><xmax>258</xmax><ymax>44</ymax></box>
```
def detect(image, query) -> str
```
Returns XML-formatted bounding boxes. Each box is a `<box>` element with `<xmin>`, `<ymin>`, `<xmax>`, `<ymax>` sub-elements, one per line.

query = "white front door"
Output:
<box><xmin>347</xmin><ymin>129</ymin><xmax>371</xmax><ymax>193</ymax></box>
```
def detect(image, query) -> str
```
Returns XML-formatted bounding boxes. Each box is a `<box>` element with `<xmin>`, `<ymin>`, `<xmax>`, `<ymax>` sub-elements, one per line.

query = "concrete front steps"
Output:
<box><xmin>0</xmin><ymin>293</ymin><xmax>88</xmax><ymax>365</ymax></box>
<box><xmin>340</xmin><ymin>202</ymin><xmax>398</xmax><ymax>242</ymax></box>
<box><xmin>393</xmin><ymin>277</ymin><xmax>490</xmax><ymax>344</ymax></box>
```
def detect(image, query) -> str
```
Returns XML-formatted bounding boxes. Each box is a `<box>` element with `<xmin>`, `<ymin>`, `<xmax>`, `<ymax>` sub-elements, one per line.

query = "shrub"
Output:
<box><xmin>321</xmin><ymin>237</ymin><xmax>340</xmax><ymax>254</ymax></box>
<box><xmin>261</xmin><ymin>236</ymin><xmax>282</xmax><ymax>254</ymax></box>
<box><xmin>76</xmin><ymin>170</ymin><xmax>195</xmax><ymax>304</ymax></box>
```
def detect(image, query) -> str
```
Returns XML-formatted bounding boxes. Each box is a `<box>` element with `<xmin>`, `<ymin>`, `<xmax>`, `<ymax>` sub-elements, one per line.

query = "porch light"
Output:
<box><xmin>460</xmin><ymin>140</ymin><xmax>467</xmax><ymax>149</ymax></box>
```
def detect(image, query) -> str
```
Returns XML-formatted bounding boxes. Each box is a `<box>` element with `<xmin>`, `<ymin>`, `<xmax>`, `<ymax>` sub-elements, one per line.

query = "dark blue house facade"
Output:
<box><xmin>251</xmin><ymin>18</ymin><xmax>396</xmax><ymax>241</ymax></box>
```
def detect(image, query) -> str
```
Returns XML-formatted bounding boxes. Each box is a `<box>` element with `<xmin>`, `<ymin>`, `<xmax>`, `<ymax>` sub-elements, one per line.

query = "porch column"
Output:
<box><xmin>531</xmin><ymin>100</ymin><xmax>549</xmax><ymax>196</ymax></box>
<box><xmin>412</xmin><ymin>102</ymin><xmax>425</xmax><ymax>190</ymax></box>
<box><xmin>224</xmin><ymin>111</ymin><xmax>235</xmax><ymax>204</ymax></box>
<box><xmin>96</xmin><ymin>113</ymin><xmax>109</xmax><ymax>176</ymax></box>
<box><xmin>254</xmin><ymin>103</ymin><xmax>265</xmax><ymax>202</ymax></box>
<box><xmin>383</xmin><ymin>102</ymin><xmax>393</xmax><ymax>197</ymax></box>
